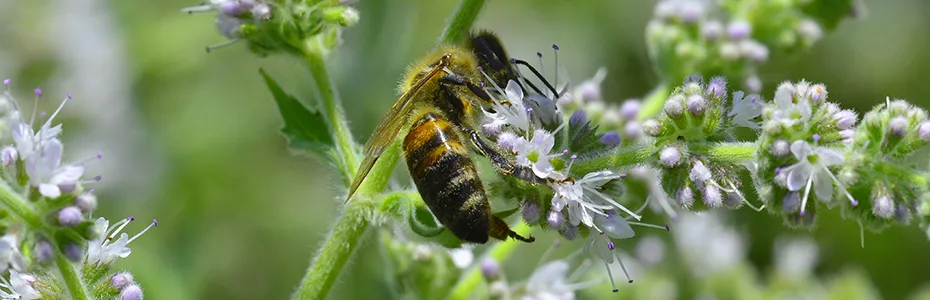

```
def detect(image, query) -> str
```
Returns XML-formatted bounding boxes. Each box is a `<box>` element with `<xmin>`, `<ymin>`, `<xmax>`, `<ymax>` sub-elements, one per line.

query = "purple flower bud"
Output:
<box><xmin>706</xmin><ymin>76</ymin><xmax>727</xmax><ymax>98</ymax></box>
<box><xmin>642</xmin><ymin>119</ymin><xmax>661</xmax><ymax>137</ymax></box>
<box><xmin>619</xmin><ymin>100</ymin><xmax>640</xmax><ymax>120</ymax></box>
<box><xmin>810</xmin><ymin>83</ymin><xmax>827</xmax><ymax>104</ymax></box>
<box><xmin>676</xmin><ymin>186</ymin><xmax>694</xmax><ymax>208</ymax></box>
<box><xmin>812</xmin><ymin>134</ymin><xmax>821</xmax><ymax>143</ymax></box>
<box><xmin>664</xmin><ymin>94</ymin><xmax>684</xmax><ymax>118</ymax></box>
<box><xmin>840</xmin><ymin>129</ymin><xmax>855</xmax><ymax>142</ymax></box>
<box><xmin>888</xmin><ymin>117</ymin><xmax>909</xmax><ymax>137</ymax></box>
<box><xmin>75</xmin><ymin>193</ymin><xmax>98</xmax><ymax>213</ymax></box>
<box><xmin>64</xmin><ymin>243</ymin><xmax>84</xmax><ymax>262</ymax></box>
<box><xmin>497</xmin><ymin>132</ymin><xmax>519</xmax><ymax>152</ymax></box>
<box><xmin>577</xmin><ymin>81</ymin><xmax>600</xmax><ymax>102</ymax></box>
<box><xmin>219</xmin><ymin>1</ymin><xmax>244</xmax><ymax>17</ymax></box>
<box><xmin>481</xmin><ymin>258</ymin><xmax>501</xmax><ymax>280</ymax></box>
<box><xmin>59</xmin><ymin>182</ymin><xmax>77</xmax><ymax>195</ymax></box>
<box><xmin>570</xmin><ymin>110</ymin><xmax>586</xmax><ymax>126</ymax></box>
<box><xmin>770</xmin><ymin>139</ymin><xmax>790</xmax><ymax>157</ymax></box>
<box><xmin>111</xmin><ymin>272</ymin><xmax>135</xmax><ymax>290</ymax></box>
<box><xmin>727</xmin><ymin>20</ymin><xmax>751</xmax><ymax>40</ymax></box>
<box><xmin>783</xmin><ymin>192</ymin><xmax>800</xmax><ymax>213</ymax></box>
<box><xmin>873</xmin><ymin>195</ymin><xmax>894</xmax><ymax>219</ymax></box>
<box><xmin>686</xmin><ymin>94</ymin><xmax>706</xmax><ymax>115</ymax></box>
<box><xmin>481</xmin><ymin>123</ymin><xmax>501</xmax><ymax>138</ymax></box>
<box><xmin>2</xmin><ymin>79</ymin><xmax>9</xmax><ymax>85</ymax></box>
<box><xmin>34</xmin><ymin>240</ymin><xmax>53</xmax><ymax>263</ymax></box>
<box><xmin>0</xmin><ymin>147</ymin><xmax>17</xmax><ymax>165</ymax></box>
<box><xmin>600</xmin><ymin>132</ymin><xmax>621</xmax><ymax>148</ymax></box>
<box><xmin>701</xmin><ymin>21</ymin><xmax>724</xmax><ymax>41</ymax></box>
<box><xmin>918</xmin><ymin>122</ymin><xmax>930</xmax><ymax>141</ymax></box>
<box><xmin>560</xmin><ymin>225</ymin><xmax>579</xmax><ymax>241</ymax></box>
<box><xmin>34</xmin><ymin>88</ymin><xmax>42</xmax><ymax>97</ymax></box>
<box><xmin>521</xmin><ymin>200</ymin><xmax>540</xmax><ymax>223</ymax></box>
<box><xmin>547</xmin><ymin>210</ymin><xmax>564</xmax><ymax>230</ymax></box>
<box><xmin>702</xmin><ymin>185</ymin><xmax>722</xmax><ymax>208</ymax></box>
<box><xmin>659</xmin><ymin>146</ymin><xmax>681</xmax><ymax>168</ymax></box>
<box><xmin>624</xmin><ymin>121</ymin><xmax>643</xmax><ymax>141</ymax></box>
<box><xmin>251</xmin><ymin>3</ymin><xmax>271</xmax><ymax>20</ymax></box>
<box><xmin>833</xmin><ymin>110</ymin><xmax>857</xmax><ymax>130</ymax></box>
<box><xmin>120</xmin><ymin>284</ymin><xmax>144</xmax><ymax>300</ymax></box>
<box><xmin>58</xmin><ymin>206</ymin><xmax>83</xmax><ymax>227</ymax></box>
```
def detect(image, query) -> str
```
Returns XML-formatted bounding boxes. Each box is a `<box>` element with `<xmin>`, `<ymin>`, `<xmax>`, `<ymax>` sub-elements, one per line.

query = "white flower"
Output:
<box><xmin>0</xmin><ymin>270</ymin><xmax>40</xmax><ymax>300</ymax></box>
<box><xmin>513</xmin><ymin>129</ymin><xmax>561</xmax><ymax>179</ymax></box>
<box><xmin>23</xmin><ymin>138</ymin><xmax>85</xmax><ymax>199</ymax></box>
<box><xmin>549</xmin><ymin>171</ymin><xmax>641</xmax><ymax>229</ymax></box>
<box><xmin>448</xmin><ymin>247</ymin><xmax>474</xmax><ymax>269</ymax></box>
<box><xmin>728</xmin><ymin>91</ymin><xmax>764</xmax><ymax>129</ymax></box>
<box><xmin>780</xmin><ymin>140</ymin><xmax>857</xmax><ymax>215</ymax></box>
<box><xmin>523</xmin><ymin>260</ymin><xmax>579</xmax><ymax>300</ymax></box>
<box><xmin>0</xmin><ymin>235</ymin><xmax>24</xmax><ymax>273</ymax></box>
<box><xmin>484</xmin><ymin>80</ymin><xmax>531</xmax><ymax>134</ymax></box>
<box><xmin>11</xmin><ymin>122</ymin><xmax>62</xmax><ymax>161</ymax></box>
<box><xmin>86</xmin><ymin>217</ymin><xmax>157</xmax><ymax>265</ymax></box>
<box><xmin>771</xmin><ymin>86</ymin><xmax>812</xmax><ymax>126</ymax></box>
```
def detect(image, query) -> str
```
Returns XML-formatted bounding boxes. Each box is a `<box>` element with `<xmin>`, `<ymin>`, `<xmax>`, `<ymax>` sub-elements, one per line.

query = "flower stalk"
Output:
<box><xmin>56</xmin><ymin>249</ymin><xmax>89</xmax><ymax>300</ymax></box>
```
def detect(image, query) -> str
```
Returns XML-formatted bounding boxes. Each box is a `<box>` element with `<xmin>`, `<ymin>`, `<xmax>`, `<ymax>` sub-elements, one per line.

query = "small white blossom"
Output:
<box><xmin>484</xmin><ymin>80</ymin><xmax>531</xmax><ymax>134</ymax></box>
<box><xmin>86</xmin><ymin>217</ymin><xmax>157</xmax><ymax>265</ymax></box>
<box><xmin>549</xmin><ymin>171</ymin><xmax>641</xmax><ymax>229</ymax></box>
<box><xmin>0</xmin><ymin>235</ymin><xmax>25</xmax><ymax>273</ymax></box>
<box><xmin>728</xmin><ymin>91</ymin><xmax>764</xmax><ymax>129</ymax></box>
<box><xmin>0</xmin><ymin>270</ymin><xmax>40</xmax><ymax>300</ymax></box>
<box><xmin>771</xmin><ymin>86</ymin><xmax>812</xmax><ymax>126</ymax></box>
<box><xmin>513</xmin><ymin>129</ymin><xmax>561</xmax><ymax>179</ymax></box>
<box><xmin>23</xmin><ymin>138</ymin><xmax>85</xmax><ymax>199</ymax></box>
<box><xmin>780</xmin><ymin>140</ymin><xmax>857</xmax><ymax>215</ymax></box>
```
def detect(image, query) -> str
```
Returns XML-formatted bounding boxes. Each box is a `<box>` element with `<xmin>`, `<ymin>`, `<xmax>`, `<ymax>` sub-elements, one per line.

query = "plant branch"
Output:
<box><xmin>444</xmin><ymin>221</ymin><xmax>532</xmax><ymax>300</ymax></box>
<box><xmin>438</xmin><ymin>0</ymin><xmax>486</xmax><ymax>45</ymax></box>
<box><xmin>56</xmin><ymin>250</ymin><xmax>89</xmax><ymax>300</ymax></box>
<box><xmin>689</xmin><ymin>142</ymin><xmax>756</xmax><ymax>164</ymax></box>
<box><xmin>573</xmin><ymin>145</ymin><xmax>658</xmax><ymax>175</ymax></box>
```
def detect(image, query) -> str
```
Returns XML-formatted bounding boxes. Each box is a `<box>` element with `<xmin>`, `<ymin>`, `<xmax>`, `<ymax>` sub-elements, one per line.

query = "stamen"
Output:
<box><xmin>613</xmin><ymin>251</ymin><xmax>634</xmax><ymax>284</ymax></box>
<box><xmin>583</xmin><ymin>186</ymin><xmax>642</xmax><ymax>220</ymax></box>
<box><xmin>206</xmin><ymin>39</ymin><xmax>241</xmax><ymax>53</ymax></box>
<box><xmin>603</xmin><ymin>260</ymin><xmax>619</xmax><ymax>293</ymax></box>
<box><xmin>41</xmin><ymin>94</ymin><xmax>72</xmax><ymax>131</ymax></box>
<box><xmin>799</xmin><ymin>175</ymin><xmax>814</xmax><ymax>216</ymax></box>
<box><xmin>551</xmin><ymin>120</ymin><xmax>567</xmax><ymax>136</ymax></box>
<box><xmin>821</xmin><ymin>165</ymin><xmax>858</xmax><ymax>206</ymax></box>
<box><xmin>105</xmin><ymin>217</ymin><xmax>133</xmax><ymax>241</ymax></box>
<box><xmin>75</xmin><ymin>152</ymin><xmax>104</xmax><ymax>165</ymax></box>
<box><xmin>477</xmin><ymin>67</ymin><xmax>507</xmax><ymax>97</ymax></box>
<box><xmin>29</xmin><ymin>88</ymin><xmax>41</xmax><ymax>127</ymax></box>
<box><xmin>180</xmin><ymin>4</ymin><xmax>214</xmax><ymax>13</ymax></box>
<box><xmin>128</xmin><ymin>220</ymin><xmax>158</xmax><ymax>243</ymax></box>
<box><xmin>628</xmin><ymin>221</ymin><xmax>669</xmax><ymax>231</ymax></box>
<box><xmin>727</xmin><ymin>181</ymin><xmax>765</xmax><ymax>212</ymax></box>
<box><xmin>566</xmin><ymin>154</ymin><xmax>578</xmax><ymax>172</ymax></box>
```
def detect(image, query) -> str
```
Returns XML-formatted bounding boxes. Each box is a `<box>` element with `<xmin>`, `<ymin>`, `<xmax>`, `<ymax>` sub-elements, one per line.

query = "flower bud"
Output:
<box><xmin>120</xmin><ymin>284</ymin><xmax>144</xmax><ymax>300</ymax></box>
<box><xmin>111</xmin><ymin>272</ymin><xmax>135</xmax><ymax>290</ymax></box>
<box><xmin>643</xmin><ymin>119</ymin><xmax>661</xmax><ymax>136</ymax></box>
<box><xmin>521</xmin><ymin>200</ymin><xmax>540</xmax><ymax>223</ymax></box>
<box><xmin>664</xmin><ymin>95</ymin><xmax>684</xmax><ymax>118</ymax></box>
<box><xmin>547</xmin><ymin>210</ymin><xmax>564</xmax><ymax>230</ymax></box>
<box><xmin>34</xmin><ymin>240</ymin><xmax>53</xmax><ymax>263</ymax></box>
<box><xmin>719</xmin><ymin>42</ymin><xmax>740</xmax><ymax>61</ymax></box>
<box><xmin>58</xmin><ymin>206</ymin><xmax>83</xmax><ymax>227</ymax></box>
<box><xmin>0</xmin><ymin>146</ymin><xmax>17</xmax><ymax>165</ymax></box>
<box><xmin>686</xmin><ymin>94</ymin><xmax>707</xmax><ymax>116</ymax></box>
<box><xmin>323</xmin><ymin>7</ymin><xmax>360</xmax><ymax>27</ymax></box>
<box><xmin>797</xmin><ymin>19</ymin><xmax>824</xmax><ymax>43</ymax></box>
<box><xmin>64</xmin><ymin>243</ymin><xmax>84</xmax><ymax>262</ymax></box>
<box><xmin>888</xmin><ymin>116</ymin><xmax>909</xmax><ymax>137</ymax></box>
<box><xmin>840</xmin><ymin>129</ymin><xmax>855</xmax><ymax>143</ymax></box>
<box><xmin>701</xmin><ymin>21</ymin><xmax>724</xmax><ymax>41</ymax></box>
<box><xmin>783</xmin><ymin>191</ymin><xmax>800</xmax><ymax>213</ymax></box>
<box><xmin>810</xmin><ymin>83</ymin><xmax>827</xmax><ymax>104</ymax></box>
<box><xmin>624</xmin><ymin>121</ymin><xmax>643</xmax><ymax>141</ymax></box>
<box><xmin>659</xmin><ymin>146</ymin><xmax>681</xmax><ymax>168</ymax></box>
<box><xmin>251</xmin><ymin>3</ymin><xmax>271</xmax><ymax>20</ymax></box>
<box><xmin>679</xmin><ymin>1</ymin><xmax>703</xmax><ymax>24</ymax></box>
<box><xmin>600</xmin><ymin>132</ymin><xmax>621</xmax><ymax>148</ymax></box>
<box><xmin>497</xmin><ymin>132</ymin><xmax>519</xmax><ymax>152</ymax></box>
<box><xmin>489</xmin><ymin>281</ymin><xmax>508</xmax><ymax>298</ymax></box>
<box><xmin>560</xmin><ymin>225</ymin><xmax>579</xmax><ymax>241</ymax></box>
<box><xmin>676</xmin><ymin>186</ymin><xmax>694</xmax><ymax>208</ymax></box>
<box><xmin>569</xmin><ymin>110</ymin><xmax>586</xmax><ymax>126</ymax></box>
<box><xmin>619</xmin><ymin>100</ymin><xmax>640</xmax><ymax>120</ymax></box>
<box><xmin>918</xmin><ymin>122</ymin><xmax>930</xmax><ymax>141</ymax></box>
<box><xmin>481</xmin><ymin>258</ymin><xmax>501</xmax><ymax>280</ymax></box>
<box><xmin>577</xmin><ymin>81</ymin><xmax>601</xmax><ymax>102</ymax></box>
<box><xmin>895</xmin><ymin>203</ymin><xmax>911</xmax><ymax>223</ymax></box>
<box><xmin>770</xmin><ymin>139</ymin><xmax>790</xmax><ymax>157</ymax></box>
<box><xmin>833</xmin><ymin>110</ymin><xmax>857</xmax><ymax>130</ymax></box>
<box><xmin>739</xmin><ymin>40</ymin><xmax>769</xmax><ymax>62</ymax></box>
<box><xmin>706</xmin><ymin>76</ymin><xmax>727</xmax><ymax>98</ymax></box>
<box><xmin>75</xmin><ymin>192</ymin><xmax>98</xmax><ymax>213</ymax></box>
<box><xmin>703</xmin><ymin>185</ymin><xmax>722</xmax><ymax>208</ymax></box>
<box><xmin>727</xmin><ymin>20</ymin><xmax>751</xmax><ymax>40</ymax></box>
<box><xmin>872</xmin><ymin>195</ymin><xmax>894</xmax><ymax>219</ymax></box>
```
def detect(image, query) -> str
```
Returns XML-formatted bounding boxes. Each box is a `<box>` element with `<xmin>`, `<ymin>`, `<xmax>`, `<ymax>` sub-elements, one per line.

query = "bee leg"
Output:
<box><xmin>489</xmin><ymin>214</ymin><xmax>535</xmax><ymax>243</ymax></box>
<box><xmin>440</xmin><ymin>74</ymin><xmax>494</xmax><ymax>105</ymax></box>
<box><xmin>462</xmin><ymin>128</ymin><xmax>548</xmax><ymax>185</ymax></box>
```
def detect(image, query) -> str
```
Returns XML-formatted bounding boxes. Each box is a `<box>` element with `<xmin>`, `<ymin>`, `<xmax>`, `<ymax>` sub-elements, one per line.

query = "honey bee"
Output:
<box><xmin>345</xmin><ymin>32</ymin><xmax>547</xmax><ymax>244</ymax></box>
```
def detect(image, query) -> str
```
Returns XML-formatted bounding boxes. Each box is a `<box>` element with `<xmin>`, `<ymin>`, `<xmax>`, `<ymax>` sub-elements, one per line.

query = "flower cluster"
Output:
<box><xmin>182</xmin><ymin>0</ymin><xmax>359</xmax><ymax>56</ymax></box>
<box><xmin>0</xmin><ymin>79</ymin><xmax>156</xmax><ymax>299</ymax></box>
<box><xmin>646</xmin><ymin>0</ymin><xmax>850</xmax><ymax>92</ymax></box>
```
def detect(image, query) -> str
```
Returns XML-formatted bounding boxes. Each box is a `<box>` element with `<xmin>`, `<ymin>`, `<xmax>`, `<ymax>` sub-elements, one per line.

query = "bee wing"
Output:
<box><xmin>345</xmin><ymin>61</ymin><xmax>450</xmax><ymax>203</ymax></box>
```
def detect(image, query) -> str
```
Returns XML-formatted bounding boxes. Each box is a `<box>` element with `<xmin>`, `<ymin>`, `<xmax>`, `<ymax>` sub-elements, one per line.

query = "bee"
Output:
<box><xmin>345</xmin><ymin>32</ymin><xmax>548</xmax><ymax>244</ymax></box>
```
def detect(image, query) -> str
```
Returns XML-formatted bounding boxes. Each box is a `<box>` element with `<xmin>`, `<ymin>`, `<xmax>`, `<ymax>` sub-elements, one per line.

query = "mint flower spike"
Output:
<box><xmin>0</xmin><ymin>270</ymin><xmax>40</xmax><ymax>300</ymax></box>
<box><xmin>483</xmin><ymin>80</ymin><xmax>531</xmax><ymax>134</ymax></box>
<box><xmin>780</xmin><ymin>139</ymin><xmax>857</xmax><ymax>216</ymax></box>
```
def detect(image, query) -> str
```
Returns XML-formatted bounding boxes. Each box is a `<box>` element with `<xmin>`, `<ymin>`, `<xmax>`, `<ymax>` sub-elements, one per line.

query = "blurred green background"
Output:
<box><xmin>2</xmin><ymin>0</ymin><xmax>930</xmax><ymax>299</ymax></box>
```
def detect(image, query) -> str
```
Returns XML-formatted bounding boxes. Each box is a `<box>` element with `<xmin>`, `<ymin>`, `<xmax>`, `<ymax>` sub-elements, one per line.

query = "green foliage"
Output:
<box><xmin>260</xmin><ymin>69</ymin><xmax>333</xmax><ymax>157</ymax></box>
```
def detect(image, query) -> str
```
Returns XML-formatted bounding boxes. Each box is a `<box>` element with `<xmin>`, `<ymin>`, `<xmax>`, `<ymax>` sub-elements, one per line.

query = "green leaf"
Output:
<box><xmin>260</xmin><ymin>68</ymin><xmax>333</xmax><ymax>156</ymax></box>
<box><xmin>410</xmin><ymin>196</ymin><xmax>445</xmax><ymax>238</ymax></box>
<box><xmin>802</xmin><ymin>0</ymin><xmax>855</xmax><ymax>31</ymax></box>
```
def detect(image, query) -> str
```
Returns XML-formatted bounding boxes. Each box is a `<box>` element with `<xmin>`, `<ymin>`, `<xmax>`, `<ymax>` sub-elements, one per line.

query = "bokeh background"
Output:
<box><xmin>2</xmin><ymin>0</ymin><xmax>930</xmax><ymax>299</ymax></box>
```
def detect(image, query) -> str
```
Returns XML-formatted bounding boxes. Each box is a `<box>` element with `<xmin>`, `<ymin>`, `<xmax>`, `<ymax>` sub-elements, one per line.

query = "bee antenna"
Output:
<box><xmin>511</xmin><ymin>59</ymin><xmax>560</xmax><ymax>97</ymax></box>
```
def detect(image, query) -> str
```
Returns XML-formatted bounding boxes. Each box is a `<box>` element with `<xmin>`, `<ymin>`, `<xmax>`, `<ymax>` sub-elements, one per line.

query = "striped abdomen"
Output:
<box><xmin>403</xmin><ymin>112</ymin><xmax>529</xmax><ymax>244</ymax></box>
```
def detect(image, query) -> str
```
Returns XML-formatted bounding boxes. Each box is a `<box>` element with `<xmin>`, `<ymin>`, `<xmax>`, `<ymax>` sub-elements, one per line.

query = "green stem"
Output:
<box><xmin>56</xmin><ymin>250</ymin><xmax>89</xmax><ymax>300</ymax></box>
<box><xmin>573</xmin><ymin>145</ymin><xmax>658</xmax><ymax>175</ymax></box>
<box><xmin>0</xmin><ymin>184</ymin><xmax>89</xmax><ymax>299</ymax></box>
<box><xmin>302</xmin><ymin>40</ymin><xmax>360</xmax><ymax>181</ymax></box>
<box><xmin>689</xmin><ymin>142</ymin><xmax>756</xmax><ymax>164</ymax></box>
<box><xmin>637</xmin><ymin>82</ymin><xmax>670</xmax><ymax>120</ymax></box>
<box><xmin>444</xmin><ymin>221</ymin><xmax>532</xmax><ymax>300</ymax></box>
<box><xmin>438</xmin><ymin>0</ymin><xmax>486</xmax><ymax>45</ymax></box>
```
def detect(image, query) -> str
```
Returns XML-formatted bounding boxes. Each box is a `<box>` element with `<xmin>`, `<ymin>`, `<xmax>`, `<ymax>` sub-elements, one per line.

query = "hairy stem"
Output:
<box><xmin>637</xmin><ymin>82</ymin><xmax>671</xmax><ymax>120</ymax></box>
<box><xmin>573</xmin><ymin>145</ymin><xmax>658</xmax><ymax>175</ymax></box>
<box><xmin>438</xmin><ymin>0</ymin><xmax>486</xmax><ymax>45</ymax></box>
<box><xmin>302</xmin><ymin>41</ymin><xmax>360</xmax><ymax>181</ymax></box>
<box><xmin>0</xmin><ymin>184</ymin><xmax>89</xmax><ymax>299</ymax></box>
<box><xmin>689</xmin><ymin>142</ymin><xmax>756</xmax><ymax>164</ymax></box>
<box><xmin>57</xmin><ymin>251</ymin><xmax>90</xmax><ymax>300</ymax></box>
<box><xmin>444</xmin><ymin>221</ymin><xmax>532</xmax><ymax>300</ymax></box>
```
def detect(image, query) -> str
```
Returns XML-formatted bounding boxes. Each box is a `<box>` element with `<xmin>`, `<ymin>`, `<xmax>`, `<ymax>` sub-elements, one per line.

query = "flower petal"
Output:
<box><xmin>595</xmin><ymin>214</ymin><xmax>635</xmax><ymax>239</ymax></box>
<box><xmin>815</xmin><ymin>148</ymin><xmax>844</xmax><ymax>166</ymax></box>
<box><xmin>505</xmin><ymin>80</ymin><xmax>524</xmax><ymax>104</ymax></box>
<box><xmin>38</xmin><ymin>184</ymin><xmax>61</xmax><ymax>199</ymax></box>
<box><xmin>50</xmin><ymin>165</ymin><xmax>85</xmax><ymax>185</ymax></box>
<box><xmin>790</xmin><ymin>140</ymin><xmax>813</xmax><ymax>161</ymax></box>
<box><xmin>812</xmin><ymin>169</ymin><xmax>834</xmax><ymax>203</ymax></box>
<box><xmin>786</xmin><ymin>164</ymin><xmax>812</xmax><ymax>191</ymax></box>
